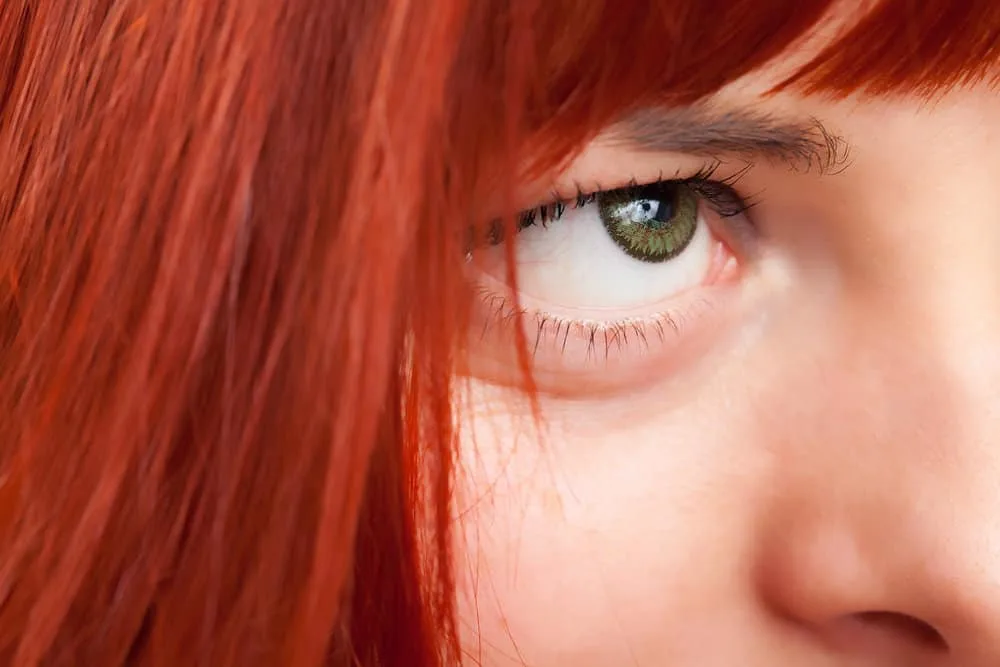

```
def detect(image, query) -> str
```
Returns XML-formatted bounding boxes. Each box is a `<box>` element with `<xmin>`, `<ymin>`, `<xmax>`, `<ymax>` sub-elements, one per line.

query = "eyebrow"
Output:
<box><xmin>607</xmin><ymin>106</ymin><xmax>851</xmax><ymax>174</ymax></box>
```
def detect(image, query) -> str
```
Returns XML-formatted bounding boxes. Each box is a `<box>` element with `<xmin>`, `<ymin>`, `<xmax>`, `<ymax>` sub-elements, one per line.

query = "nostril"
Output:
<box><xmin>854</xmin><ymin>611</ymin><xmax>949</xmax><ymax>652</ymax></box>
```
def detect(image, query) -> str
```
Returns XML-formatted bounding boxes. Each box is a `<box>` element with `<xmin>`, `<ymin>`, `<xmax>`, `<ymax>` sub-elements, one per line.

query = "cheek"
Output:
<box><xmin>451</xmin><ymin>381</ymin><xmax>768</xmax><ymax>666</ymax></box>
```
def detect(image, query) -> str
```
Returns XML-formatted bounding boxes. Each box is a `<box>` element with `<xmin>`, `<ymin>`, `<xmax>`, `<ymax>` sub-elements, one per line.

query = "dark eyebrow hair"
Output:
<box><xmin>607</xmin><ymin>106</ymin><xmax>851</xmax><ymax>174</ymax></box>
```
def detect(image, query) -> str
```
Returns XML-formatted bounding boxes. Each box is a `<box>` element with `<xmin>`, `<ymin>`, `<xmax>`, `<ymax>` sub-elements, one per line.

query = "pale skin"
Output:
<box><xmin>453</xmin><ymin>29</ymin><xmax>1000</xmax><ymax>667</ymax></box>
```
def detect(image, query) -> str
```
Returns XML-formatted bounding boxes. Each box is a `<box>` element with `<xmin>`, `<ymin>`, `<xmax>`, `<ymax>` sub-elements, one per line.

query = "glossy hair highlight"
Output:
<box><xmin>0</xmin><ymin>1</ymin><xmax>997</xmax><ymax>665</ymax></box>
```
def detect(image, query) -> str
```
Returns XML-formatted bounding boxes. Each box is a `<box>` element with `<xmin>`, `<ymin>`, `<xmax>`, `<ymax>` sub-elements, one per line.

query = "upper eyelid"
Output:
<box><xmin>510</xmin><ymin>173</ymin><xmax>756</xmax><ymax>237</ymax></box>
<box><xmin>527</xmin><ymin>161</ymin><xmax>753</xmax><ymax>215</ymax></box>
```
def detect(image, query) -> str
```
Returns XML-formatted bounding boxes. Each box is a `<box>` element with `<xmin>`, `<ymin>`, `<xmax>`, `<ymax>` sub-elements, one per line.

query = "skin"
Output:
<box><xmin>453</xmin><ymin>26</ymin><xmax>1000</xmax><ymax>667</ymax></box>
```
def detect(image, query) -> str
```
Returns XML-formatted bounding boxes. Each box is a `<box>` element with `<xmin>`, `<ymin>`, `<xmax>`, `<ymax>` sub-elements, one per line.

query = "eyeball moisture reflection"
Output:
<box><xmin>472</xmin><ymin>172</ymin><xmax>758</xmax><ymax>376</ymax></box>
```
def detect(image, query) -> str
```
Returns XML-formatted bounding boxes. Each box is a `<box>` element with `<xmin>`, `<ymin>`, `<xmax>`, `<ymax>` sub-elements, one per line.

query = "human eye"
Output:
<box><xmin>465</xmin><ymin>161</ymin><xmax>761</xmax><ymax>395</ymax></box>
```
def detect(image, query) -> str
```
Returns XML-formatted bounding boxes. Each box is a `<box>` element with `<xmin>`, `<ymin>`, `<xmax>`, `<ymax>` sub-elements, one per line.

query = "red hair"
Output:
<box><xmin>0</xmin><ymin>1</ymin><xmax>996</xmax><ymax>664</ymax></box>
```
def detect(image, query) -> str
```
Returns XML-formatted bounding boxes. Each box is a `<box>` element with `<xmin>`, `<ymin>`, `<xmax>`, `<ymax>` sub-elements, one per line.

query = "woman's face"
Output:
<box><xmin>454</xmin><ymin>43</ymin><xmax>1000</xmax><ymax>667</ymax></box>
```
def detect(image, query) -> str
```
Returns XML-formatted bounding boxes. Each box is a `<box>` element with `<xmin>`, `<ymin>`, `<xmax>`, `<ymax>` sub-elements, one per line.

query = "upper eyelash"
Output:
<box><xmin>517</xmin><ymin>161</ymin><xmax>757</xmax><ymax>230</ymax></box>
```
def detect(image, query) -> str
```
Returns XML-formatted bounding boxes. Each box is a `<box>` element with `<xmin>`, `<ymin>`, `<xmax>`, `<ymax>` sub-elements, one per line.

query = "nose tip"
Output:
<box><xmin>752</xmin><ymin>289</ymin><xmax>1000</xmax><ymax>665</ymax></box>
<box><xmin>754</xmin><ymin>512</ymin><xmax>1000</xmax><ymax>665</ymax></box>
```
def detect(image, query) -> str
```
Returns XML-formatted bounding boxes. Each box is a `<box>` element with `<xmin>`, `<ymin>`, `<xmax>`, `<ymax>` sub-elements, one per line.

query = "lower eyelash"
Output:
<box><xmin>477</xmin><ymin>289</ymin><xmax>687</xmax><ymax>362</ymax></box>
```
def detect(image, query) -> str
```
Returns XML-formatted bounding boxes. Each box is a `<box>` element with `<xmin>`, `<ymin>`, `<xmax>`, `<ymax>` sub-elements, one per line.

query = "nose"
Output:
<box><xmin>754</xmin><ymin>283</ymin><xmax>1000</xmax><ymax>666</ymax></box>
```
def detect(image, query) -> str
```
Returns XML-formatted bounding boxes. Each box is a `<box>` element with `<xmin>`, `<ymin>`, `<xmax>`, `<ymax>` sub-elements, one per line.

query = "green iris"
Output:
<box><xmin>598</xmin><ymin>182</ymin><xmax>698</xmax><ymax>263</ymax></box>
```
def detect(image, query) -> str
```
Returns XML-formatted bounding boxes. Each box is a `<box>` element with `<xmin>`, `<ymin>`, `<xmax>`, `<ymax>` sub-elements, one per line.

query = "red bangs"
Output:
<box><xmin>780</xmin><ymin>0</ymin><xmax>1000</xmax><ymax>94</ymax></box>
<box><xmin>494</xmin><ymin>0</ymin><xmax>1000</xmax><ymax>140</ymax></box>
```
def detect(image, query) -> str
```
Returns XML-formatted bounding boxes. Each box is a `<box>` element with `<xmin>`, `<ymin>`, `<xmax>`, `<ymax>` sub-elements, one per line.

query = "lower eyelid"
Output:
<box><xmin>464</xmin><ymin>283</ymin><xmax>736</xmax><ymax>394</ymax></box>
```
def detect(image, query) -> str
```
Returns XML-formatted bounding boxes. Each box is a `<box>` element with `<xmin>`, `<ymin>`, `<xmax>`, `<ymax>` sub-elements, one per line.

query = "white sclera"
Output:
<box><xmin>510</xmin><ymin>202</ymin><xmax>714</xmax><ymax>312</ymax></box>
